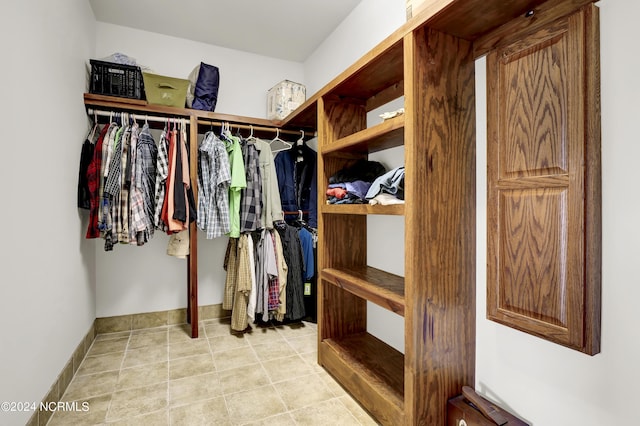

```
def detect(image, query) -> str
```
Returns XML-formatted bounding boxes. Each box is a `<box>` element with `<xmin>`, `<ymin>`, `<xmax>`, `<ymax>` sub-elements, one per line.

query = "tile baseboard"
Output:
<box><xmin>26</xmin><ymin>304</ymin><xmax>224</xmax><ymax>426</ymax></box>
<box><xmin>26</xmin><ymin>321</ymin><xmax>96</xmax><ymax>426</ymax></box>
<box><xmin>95</xmin><ymin>303</ymin><xmax>225</xmax><ymax>333</ymax></box>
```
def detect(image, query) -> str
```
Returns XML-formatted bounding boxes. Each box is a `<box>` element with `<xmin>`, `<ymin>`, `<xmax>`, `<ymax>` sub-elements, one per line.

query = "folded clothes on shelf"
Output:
<box><xmin>365</xmin><ymin>166</ymin><xmax>405</xmax><ymax>200</ymax></box>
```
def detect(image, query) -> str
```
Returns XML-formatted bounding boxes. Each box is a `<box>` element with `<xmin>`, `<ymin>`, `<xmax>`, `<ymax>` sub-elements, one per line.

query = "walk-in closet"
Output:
<box><xmin>4</xmin><ymin>1</ymin><xmax>638</xmax><ymax>426</ymax></box>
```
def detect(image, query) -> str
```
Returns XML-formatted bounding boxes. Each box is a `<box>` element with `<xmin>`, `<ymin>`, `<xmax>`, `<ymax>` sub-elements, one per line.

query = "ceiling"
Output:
<box><xmin>89</xmin><ymin>0</ymin><xmax>362</xmax><ymax>62</ymax></box>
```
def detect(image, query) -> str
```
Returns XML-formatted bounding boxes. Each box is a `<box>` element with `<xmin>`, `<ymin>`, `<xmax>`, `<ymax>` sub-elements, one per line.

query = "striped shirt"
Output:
<box><xmin>153</xmin><ymin>129</ymin><xmax>169</xmax><ymax>232</ymax></box>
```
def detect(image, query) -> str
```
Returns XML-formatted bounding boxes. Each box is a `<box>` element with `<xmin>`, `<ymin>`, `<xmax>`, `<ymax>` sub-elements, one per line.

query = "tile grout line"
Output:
<box><xmin>102</xmin><ymin>329</ymin><xmax>131</xmax><ymax>424</ymax></box>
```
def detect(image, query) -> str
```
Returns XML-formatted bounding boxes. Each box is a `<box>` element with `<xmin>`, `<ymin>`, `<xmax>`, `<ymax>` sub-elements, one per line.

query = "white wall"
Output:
<box><xmin>304</xmin><ymin>0</ymin><xmax>406</xmax><ymax>94</ymax></box>
<box><xmin>0</xmin><ymin>1</ymin><xmax>97</xmax><ymax>424</ymax></box>
<box><xmin>308</xmin><ymin>0</ymin><xmax>640</xmax><ymax>424</ymax></box>
<box><xmin>93</xmin><ymin>23</ymin><xmax>305</xmax><ymax>317</ymax></box>
<box><xmin>95</xmin><ymin>22</ymin><xmax>304</xmax><ymax>119</ymax></box>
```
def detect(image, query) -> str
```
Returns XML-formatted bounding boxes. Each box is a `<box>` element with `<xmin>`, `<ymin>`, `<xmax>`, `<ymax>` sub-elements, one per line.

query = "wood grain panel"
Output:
<box><xmin>498</xmin><ymin>188</ymin><xmax>570</xmax><ymax>327</ymax></box>
<box><xmin>322</xmin><ymin>267</ymin><xmax>405</xmax><ymax>316</ymax></box>
<box><xmin>487</xmin><ymin>5</ymin><xmax>601</xmax><ymax>354</ymax></box>
<box><xmin>321</xmin><ymin>203</ymin><xmax>405</xmax><ymax>216</ymax></box>
<box><xmin>404</xmin><ymin>27</ymin><xmax>476</xmax><ymax>425</ymax></box>
<box><xmin>474</xmin><ymin>0</ymin><xmax>598</xmax><ymax>58</ymax></box>
<box><xmin>319</xmin><ymin>283</ymin><xmax>367</xmax><ymax>342</ymax></box>
<box><xmin>582</xmin><ymin>3</ymin><xmax>602</xmax><ymax>356</ymax></box>
<box><xmin>320</xmin><ymin>334</ymin><xmax>405</xmax><ymax>426</ymax></box>
<box><xmin>427</xmin><ymin>0</ymin><xmax>548</xmax><ymax>40</ymax></box>
<box><xmin>500</xmin><ymin>30</ymin><xmax>569</xmax><ymax>178</ymax></box>
<box><xmin>321</xmin><ymin>115</ymin><xmax>405</xmax><ymax>156</ymax></box>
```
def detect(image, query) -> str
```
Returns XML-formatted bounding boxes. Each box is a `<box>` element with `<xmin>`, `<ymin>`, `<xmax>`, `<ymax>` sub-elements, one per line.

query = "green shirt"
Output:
<box><xmin>225</xmin><ymin>134</ymin><xmax>246</xmax><ymax>238</ymax></box>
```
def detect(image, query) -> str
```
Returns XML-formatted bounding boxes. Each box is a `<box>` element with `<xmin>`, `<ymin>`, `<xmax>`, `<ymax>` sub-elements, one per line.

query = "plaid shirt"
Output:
<box><xmin>127</xmin><ymin>126</ymin><xmax>139</xmax><ymax>243</ymax></box>
<box><xmin>268</xmin><ymin>230</ymin><xmax>280</xmax><ymax>310</ymax></box>
<box><xmin>98</xmin><ymin>125</ymin><xmax>120</xmax><ymax>233</ymax></box>
<box><xmin>240</xmin><ymin>142</ymin><xmax>262</xmax><ymax>232</ymax></box>
<box><xmin>86</xmin><ymin>124</ymin><xmax>111</xmax><ymax>239</ymax></box>
<box><xmin>117</xmin><ymin>126</ymin><xmax>132</xmax><ymax>243</ymax></box>
<box><xmin>130</xmin><ymin>124</ymin><xmax>157</xmax><ymax>245</ymax></box>
<box><xmin>197</xmin><ymin>132</ymin><xmax>231</xmax><ymax>238</ymax></box>
<box><xmin>103</xmin><ymin>126</ymin><xmax>125</xmax><ymax>248</ymax></box>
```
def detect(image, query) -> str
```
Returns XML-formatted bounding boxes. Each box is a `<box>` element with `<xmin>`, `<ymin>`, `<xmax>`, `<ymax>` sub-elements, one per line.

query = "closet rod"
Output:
<box><xmin>87</xmin><ymin>108</ymin><xmax>316</xmax><ymax>138</ymax></box>
<box><xmin>198</xmin><ymin>119</ymin><xmax>314</xmax><ymax>138</ymax></box>
<box><xmin>87</xmin><ymin>108</ymin><xmax>188</xmax><ymax>125</ymax></box>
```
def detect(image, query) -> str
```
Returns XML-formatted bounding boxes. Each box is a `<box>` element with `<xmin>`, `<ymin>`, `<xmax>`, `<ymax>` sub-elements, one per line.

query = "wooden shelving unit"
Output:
<box><xmin>279</xmin><ymin>0</ymin><xmax>598</xmax><ymax>423</ymax></box>
<box><xmin>321</xmin><ymin>267</ymin><xmax>405</xmax><ymax>316</ymax></box>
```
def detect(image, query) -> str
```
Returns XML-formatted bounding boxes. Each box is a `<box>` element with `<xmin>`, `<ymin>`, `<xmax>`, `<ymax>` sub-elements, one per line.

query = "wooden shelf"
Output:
<box><xmin>321</xmin><ymin>266</ymin><xmax>405</xmax><ymax>316</ymax></box>
<box><xmin>321</xmin><ymin>203</ymin><xmax>404</xmax><ymax>216</ymax></box>
<box><xmin>84</xmin><ymin>93</ymin><xmax>314</xmax><ymax>132</ymax></box>
<box><xmin>320</xmin><ymin>333</ymin><xmax>404</xmax><ymax>425</ymax></box>
<box><xmin>322</xmin><ymin>115</ymin><xmax>405</xmax><ymax>156</ymax></box>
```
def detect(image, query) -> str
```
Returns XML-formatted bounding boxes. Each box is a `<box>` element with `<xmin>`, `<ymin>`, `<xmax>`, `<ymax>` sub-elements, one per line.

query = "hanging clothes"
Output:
<box><xmin>246</xmin><ymin>234</ymin><xmax>257</xmax><ymax>322</ymax></box>
<box><xmin>197</xmin><ymin>131</ymin><xmax>231</xmax><ymax>239</ymax></box>
<box><xmin>153</xmin><ymin>127</ymin><xmax>169</xmax><ymax>232</ymax></box>
<box><xmin>166</xmin><ymin>125</ymin><xmax>189</xmax><ymax>232</ymax></box>
<box><xmin>224</xmin><ymin>133</ymin><xmax>246</xmax><ymax>238</ymax></box>
<box><xmin>127</xmin><ymin>123</ymin><xmax>140</xmax><ymax>243</ymax></box>
<box><xmin>161</xmin><ymin>128</ymin><xmax>177</xmax><ymax>232</ymax></box>
<box><xmin>77</xmin><ymin>123</ymin><xmax>97</xmax><ymax>210</ymax></box>
<box><xmin>117</xmin><ymin>123</ymin><xmax>135</xmax><ymax>243</ymax></box>
<box><xmin>223</xmin><ymin>235</ymin><xmax>253</xmax><ymax>332</ymax></box>
<box><xmin>298</xmin><ymin>226</ymin><xmax>315</xmax><ymax>282</ymax></box>
<box><xmin>254</xmin><ymin>230</ymin><xmax>278</xmax><ymax>322</ymax></box>
<box><xmin>85</xmin><ymin>123</ymin><xmax>111</xmax><ymax>238</ymax></box>
<box><xmin>239</xmin><ymin>140</ymin><xmax>262</xmax><ymax>232</ymax></box>
<box><xmin>130</xmin><ymin>123</ymin><xmax>158</xmax><ymax>245</ymax></box>
<box><xmin>254</xmin><ymin>138</ymin><xmax>283</xmax><ymax>229</ymax></box>
<box><xmin>103</xmin><ymin>123</ymin><xmax>125</xmax><ymax>250</ymax></box>
<box><xmin>275</xmin><ymin>221</ymin><xmax>306</xmax><ymax>321</ymax></box>
<box><xmin>273</xmin><ymin>230</ymin><xmax>288</xmax><ymax>322</ymax></box>
<box><xmin>274</xmin><ymin>144</ymin><xmax>317</xmax><ymax>228</ymax></box>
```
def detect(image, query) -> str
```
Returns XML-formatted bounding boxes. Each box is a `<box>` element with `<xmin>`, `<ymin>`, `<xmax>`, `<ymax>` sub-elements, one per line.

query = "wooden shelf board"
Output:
<box><xmin>320</xmin><ymin>333</ymin><xmax>404</xmax><ymax>425</ymax></box>
<box><xmin>332</xmin><ymin>40</ymin><xmax>405</xmax><ymax>101</ymax></box>
<box><xmin>321</xmin><ymin>203</ymin><xmax>404</xmax><ymax>216</ymax></box>
<box><xmin>322</xmin><ymin>115</ymin><xmax>404</xmax><ymax>156</ymax></box>
<box><xmin>322</xmin><ymin>266</ymin><xmax>405</xmax><ymax>316</ymax></box>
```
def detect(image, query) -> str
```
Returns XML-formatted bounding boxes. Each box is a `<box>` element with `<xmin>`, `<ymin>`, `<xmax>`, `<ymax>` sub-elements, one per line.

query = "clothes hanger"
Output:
<box><xmin>86</xmin><ymin>110</ymin><xmax>98</xmax><ymax>143</ymax></box>
<box><xmin>296</xmin><ymin>130</ymin><xmax>305</xmax><ymax>162</ymax></box>
<box><xmin>270</xmin><ymin>128</ymin><xmax>292</xmax><ymax>154</ymax></box>
<box><xmin>245</xmin><ymin>125</ymin><xmax>258</xmax><ymax>144</ymax></box>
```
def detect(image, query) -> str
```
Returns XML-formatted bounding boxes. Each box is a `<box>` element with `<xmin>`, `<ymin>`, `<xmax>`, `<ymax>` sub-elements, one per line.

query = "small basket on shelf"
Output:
<box><xmin>89</xmin><ymin>59</ymin><xmax>145</xmax><ymax>100</ymax></box>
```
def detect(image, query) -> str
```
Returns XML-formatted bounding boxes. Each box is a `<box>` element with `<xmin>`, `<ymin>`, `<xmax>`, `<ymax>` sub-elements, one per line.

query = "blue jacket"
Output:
<box><xmin>274</xmin><ymin>145</ymin><xmax>317</xmax><ymax>228</ymax></box>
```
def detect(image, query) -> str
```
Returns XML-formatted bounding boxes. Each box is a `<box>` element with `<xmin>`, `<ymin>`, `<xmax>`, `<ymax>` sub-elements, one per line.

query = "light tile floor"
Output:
<box><xmin>48</xmin><ymin>318</ymin><xmax>379</xmax><ymax>425</ymax></box>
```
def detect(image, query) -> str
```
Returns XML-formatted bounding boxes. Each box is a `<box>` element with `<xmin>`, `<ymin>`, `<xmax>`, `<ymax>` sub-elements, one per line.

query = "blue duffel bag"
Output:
<box><xmin>187</xmin><ymin>62</ymin><xmax>220</xmax><ymax>112</ymax></box>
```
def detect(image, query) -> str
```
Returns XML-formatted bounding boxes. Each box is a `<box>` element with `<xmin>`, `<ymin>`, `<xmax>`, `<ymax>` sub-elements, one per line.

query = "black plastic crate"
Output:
<box><xmin>89</xmin><ymin>59</ymin><xmax>145</xmax><ymax>100</ymax></box>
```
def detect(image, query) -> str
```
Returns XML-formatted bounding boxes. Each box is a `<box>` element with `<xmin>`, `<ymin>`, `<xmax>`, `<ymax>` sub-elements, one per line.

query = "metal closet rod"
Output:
<box><xmin>87</xmin><ymin>108</ymin><xmax>185</xmax><ymax>124</ymax></box>
<box><xmin>87</xmin><ymin>108</ymin><xmax>313</xmax><ymax>137</ymax></box>
<box><xmin>198</xmin><ymin>119</ymin><xmax>313</xmax><ymax>137</ymax></box>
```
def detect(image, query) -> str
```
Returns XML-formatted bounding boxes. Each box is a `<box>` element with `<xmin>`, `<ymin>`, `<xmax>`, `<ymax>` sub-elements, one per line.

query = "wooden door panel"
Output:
<box><xmin>498</xmin><ymin>188</ymin><xmax>568</xmax><ymax>325</ymax></box>
<box><xmin>487</xmin><ymin>5</ymin><xmax>600</xmax><ymax>354</ymax></box>
<box><xmin>500</xmin><ymin>32</ymin><xmax>569</xmax><ymax>178</ymax></box>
